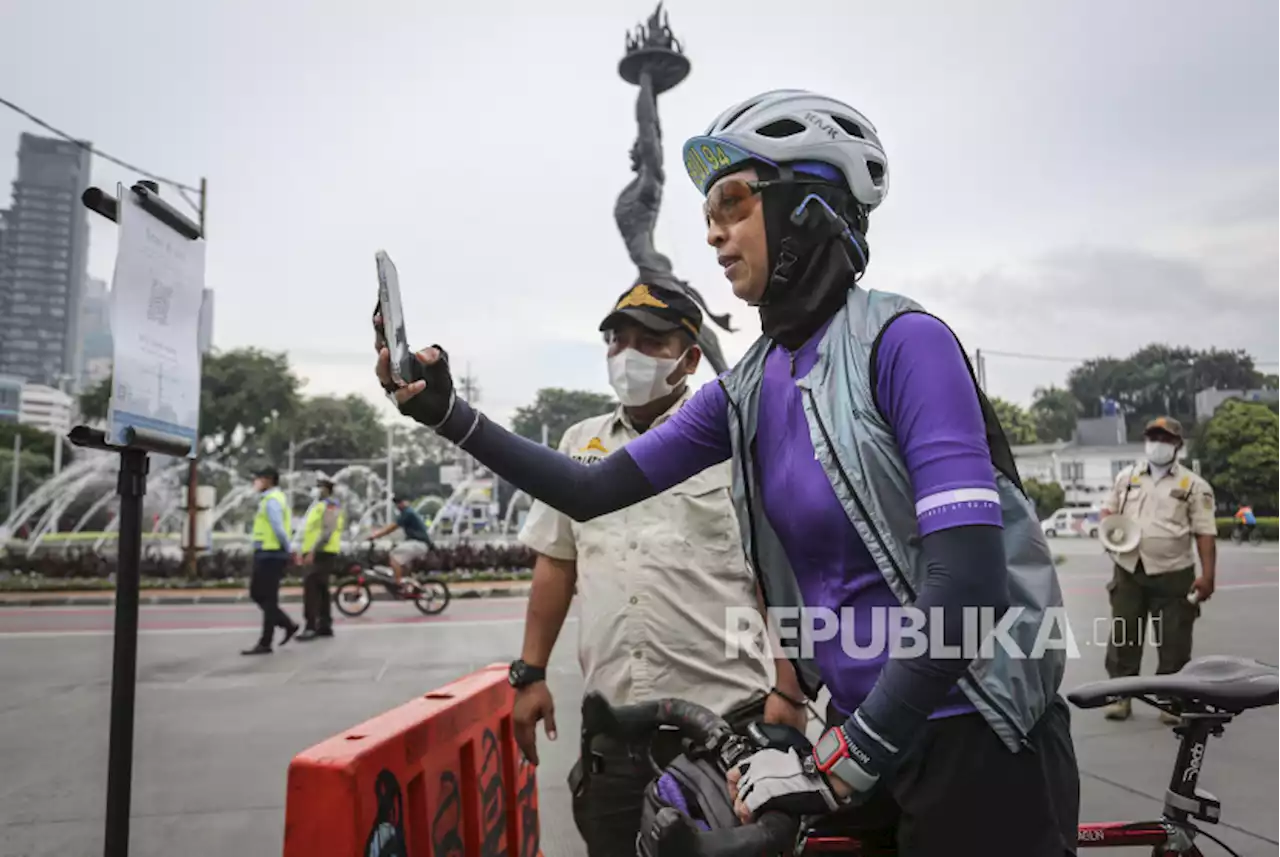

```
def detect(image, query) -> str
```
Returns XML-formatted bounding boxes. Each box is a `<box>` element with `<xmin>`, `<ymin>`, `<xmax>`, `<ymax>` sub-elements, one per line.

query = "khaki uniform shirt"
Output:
<box><xmin>518</xmin><ymin>387</ymin><xmax>773</xmax><ymax>716</ymax></box>
<box><xmin>1102</xmin><ymin>461</ymin><xmax>1216</xmax><ymax>574</ymax></box>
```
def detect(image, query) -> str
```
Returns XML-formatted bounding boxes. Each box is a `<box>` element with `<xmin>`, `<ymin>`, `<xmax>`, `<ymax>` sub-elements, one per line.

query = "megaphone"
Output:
<box><xmin>1099</xmin><ymin>513</ymin><xmax>1140</xmax><ymax>554</ymax></box>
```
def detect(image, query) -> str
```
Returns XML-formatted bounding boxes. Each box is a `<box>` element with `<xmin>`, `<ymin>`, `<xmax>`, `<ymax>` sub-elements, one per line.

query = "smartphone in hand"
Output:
<box><xmin>375</xmin><ymin>250</ymin><xmax>416</xmax><ymax>384</ymax></box>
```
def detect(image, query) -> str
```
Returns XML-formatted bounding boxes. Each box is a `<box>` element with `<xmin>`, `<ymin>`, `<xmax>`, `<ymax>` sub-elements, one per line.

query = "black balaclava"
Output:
<box><xmin>752</xmin><ymin>163</ymin><xmax>870</xmax><ymax>351</ymax></box>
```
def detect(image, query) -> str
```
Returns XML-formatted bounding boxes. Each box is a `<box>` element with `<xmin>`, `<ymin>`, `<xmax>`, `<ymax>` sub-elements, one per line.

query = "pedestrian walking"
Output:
<box><xmin>242</xmin><ymin>466</ymin><xmax>300</xmax><ymax>655</ymax></box>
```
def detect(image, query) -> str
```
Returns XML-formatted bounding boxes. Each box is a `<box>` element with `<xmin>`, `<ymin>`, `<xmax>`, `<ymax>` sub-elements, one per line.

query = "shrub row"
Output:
<box><xmin>0</xmin><ymin>542</ymin><xmax>537</xmax><ymax>581</ymax></box>
<box><xmin>1214</xmin><ymin>517</ymin><xmax>1278</xmax><ymax>541</ymax></box>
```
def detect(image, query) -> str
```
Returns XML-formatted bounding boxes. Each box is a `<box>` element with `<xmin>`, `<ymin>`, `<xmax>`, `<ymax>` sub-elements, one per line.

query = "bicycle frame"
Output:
<box><xmin>793</xmin><ymin>702</ymin><xmax>1225</xmax><ymax>855</ymax></box>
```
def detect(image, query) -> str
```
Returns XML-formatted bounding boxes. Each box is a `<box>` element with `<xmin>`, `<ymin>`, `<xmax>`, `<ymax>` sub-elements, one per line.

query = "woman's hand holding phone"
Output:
<box><xmin>372</xmin><ymin>304</ymin><xmax>458</xmax><ymax>429</ymax></box>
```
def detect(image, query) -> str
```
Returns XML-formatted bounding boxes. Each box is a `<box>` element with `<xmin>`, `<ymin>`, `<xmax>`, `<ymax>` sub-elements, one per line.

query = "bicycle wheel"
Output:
<box><xmin>333</xmin><ymin>577</ymin><xmax>373</xmax><ymax>617</ymax></box>
<box><xmin>1231</xmin><ymin>529</ymin><xmax>1244</xmax><ymax>544</ymax></box>
<box><xmin>1249</xmin><ymin>529</ymin><xmax>1263</xmax><ymax>546</ymax></box>
<box><xmin>413</xmin><ymin>578</ymin><xmax>451</xmax><ymax>616</ymax></box>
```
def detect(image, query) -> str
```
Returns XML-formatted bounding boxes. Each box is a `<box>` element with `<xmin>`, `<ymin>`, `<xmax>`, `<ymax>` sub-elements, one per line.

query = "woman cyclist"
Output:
<box><xmin>375</xmin><ymin>89</ymin><xmax>1079</xmax><ymax>857</ymax></box>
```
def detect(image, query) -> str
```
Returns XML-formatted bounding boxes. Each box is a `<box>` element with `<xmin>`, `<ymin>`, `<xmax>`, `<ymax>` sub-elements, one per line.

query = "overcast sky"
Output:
<box><xmin>2</xmin><ymin>0</ymin><xmax>1276</xmax><ymax>428</ymax></box>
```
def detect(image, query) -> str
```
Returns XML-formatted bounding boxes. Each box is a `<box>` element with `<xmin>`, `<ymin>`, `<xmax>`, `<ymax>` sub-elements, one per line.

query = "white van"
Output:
<box><xmin>1041</xmin><ymin>507</ymin><xmax>1100</xmax><ymax>538</ymax></box>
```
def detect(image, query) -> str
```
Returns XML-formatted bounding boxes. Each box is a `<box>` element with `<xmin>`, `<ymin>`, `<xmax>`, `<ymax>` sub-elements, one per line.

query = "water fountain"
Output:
<box><xmin>3</xmin><ymin>447</ymin><xmax>473</xmax><ymax>557</ymax></box>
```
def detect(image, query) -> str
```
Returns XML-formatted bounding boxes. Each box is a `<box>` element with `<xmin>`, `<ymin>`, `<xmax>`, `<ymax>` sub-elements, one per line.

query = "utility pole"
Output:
<box><xmin>183</xmin><ymin>178</ymin><xmax>207</xmax><ymax>578</ymax></box>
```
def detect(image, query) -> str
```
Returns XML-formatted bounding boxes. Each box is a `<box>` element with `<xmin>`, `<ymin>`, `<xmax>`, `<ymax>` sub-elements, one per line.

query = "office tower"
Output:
<box><xmin>79</xmin><ymin>275</ymin><xmax>113</xmax><ymax>387</ymax></box>
<box><xmin>0</xmin><ymin>133</ymin><xmax>92</xmax><ymax>389</ymax></box>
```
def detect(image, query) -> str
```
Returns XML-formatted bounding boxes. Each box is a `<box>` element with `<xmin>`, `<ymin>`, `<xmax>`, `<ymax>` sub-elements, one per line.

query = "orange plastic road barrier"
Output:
<box><xmin>284</xmin><ymin>663</ymin><xmax>543</xmax><ymax>857</ymax></box>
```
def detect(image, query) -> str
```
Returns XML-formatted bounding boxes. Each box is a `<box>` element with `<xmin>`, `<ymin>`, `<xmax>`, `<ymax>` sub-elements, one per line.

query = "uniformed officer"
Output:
<box><xmin>508</xmin><ymin>283</ymin><xmax>802</xmax><ymax>857</ymax></box>
<box><xmin>1099</xmin><ymin>416</ymin><xmax>1217</xmax><ymax>721</ymax></box>
<box><xmin>242</xmin><ymin>466</ymin><xmax>301</xmax><ymax>655</ymax></box>
<box><xmin>294</xmin><ymin>476</ymin><xmax>345</xmax><ymax>640</ymax></box>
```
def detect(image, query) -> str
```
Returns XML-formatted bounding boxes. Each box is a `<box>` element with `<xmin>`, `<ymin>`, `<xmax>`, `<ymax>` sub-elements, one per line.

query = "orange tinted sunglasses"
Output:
<box><xmin>702</xmin><ymin>177</ymin><xmax>829</xmax><ymax>227</ymax></box>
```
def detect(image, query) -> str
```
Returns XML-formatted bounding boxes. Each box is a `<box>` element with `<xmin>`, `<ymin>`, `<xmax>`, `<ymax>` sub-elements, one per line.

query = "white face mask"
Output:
<box><xmin>309</xmin><ymin>488</ymin><xmax>322</xmax><ymax>501</ymax></box>
<box><xmin>607</xmin><ymin>348</ymin><xmax>687</xmax><ymax>407</ymax></box>
<box><xmin>1145</xmin><ymin>440</ymin><xmax>1177</xmax><ymax>466</ymax></box>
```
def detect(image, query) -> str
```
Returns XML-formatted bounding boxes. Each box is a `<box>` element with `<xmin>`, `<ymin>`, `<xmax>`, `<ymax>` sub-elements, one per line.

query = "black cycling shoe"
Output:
<box><xmin>241</xmin><ymin>644</ymin><xmax>272</xmax><ymax>656</ymax></box>
<box><xmin>296</xmin><ymin>630</ymin><xmax>319</xmax><ymax>642</ymax></box>
<box><xmin>280</xmin><ymin>624</ymin><xmax>299</xmax><ymax>646</ymax></box>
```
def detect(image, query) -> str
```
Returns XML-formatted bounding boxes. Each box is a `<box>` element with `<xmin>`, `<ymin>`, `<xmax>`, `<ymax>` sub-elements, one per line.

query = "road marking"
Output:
<box><xmin>0</xmin><ymin>617</ymin><xmax>576</xmax><ymax>640</ymax></box>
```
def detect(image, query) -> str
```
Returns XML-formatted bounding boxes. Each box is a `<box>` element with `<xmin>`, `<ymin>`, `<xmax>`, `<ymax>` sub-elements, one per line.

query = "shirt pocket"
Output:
<box><xmin>665</xmin><ymin>466</ymin><xmax>741</xmax><ymax>556</ymax></box>
<box><xmin>1150</xmin><ymin>492</ymin><xmax>1189</xmax><ymax>536</ymax></box>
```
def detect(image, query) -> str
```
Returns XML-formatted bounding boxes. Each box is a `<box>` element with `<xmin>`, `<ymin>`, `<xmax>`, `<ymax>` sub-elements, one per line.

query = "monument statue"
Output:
<box><xmin>615</xmin><ymin>3</ymin><xmax>734</xmax><ymax>374</ymax></box>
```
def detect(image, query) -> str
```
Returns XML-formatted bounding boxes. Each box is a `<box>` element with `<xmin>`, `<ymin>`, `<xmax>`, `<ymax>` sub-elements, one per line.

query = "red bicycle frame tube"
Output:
<box><xmin>1076</xmin><ymin>822</ymin><xmax>1170</xmax><ymax>849</ymax></box>
<box><xmin>797</xmin><ymin>821</ymin><xmax>1199</xmax><ymax>855</ymax></box>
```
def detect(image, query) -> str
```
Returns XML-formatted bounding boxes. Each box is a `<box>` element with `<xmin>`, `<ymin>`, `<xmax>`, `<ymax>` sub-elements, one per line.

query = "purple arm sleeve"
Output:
<box><xmin>429</xmin><ymin>379</ymin><xmax>730</xmax><ymax>522</ymax></box>
<box><xmin>875</xmin><ymin>312</ymin><xmax>1003</xmax><ymax>534</ymax></box>
<box><xmin>847</xmin><ymin>313</ymin><xmax>1013</xmax><ymax>765</ymax></box>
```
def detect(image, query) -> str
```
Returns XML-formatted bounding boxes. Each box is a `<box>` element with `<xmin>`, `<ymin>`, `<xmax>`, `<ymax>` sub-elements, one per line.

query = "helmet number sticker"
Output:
<box><xmin>685</xmin><ymin>142</ymin><xmax>734</xmax><ymax>191</ymax></box>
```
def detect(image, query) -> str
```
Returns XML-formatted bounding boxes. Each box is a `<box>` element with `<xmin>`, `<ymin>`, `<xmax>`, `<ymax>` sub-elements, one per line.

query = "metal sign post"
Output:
<box><xmin>74</xmin><ymin>180</ymin><xmax>205</xmax><ymax>857</ymax></box>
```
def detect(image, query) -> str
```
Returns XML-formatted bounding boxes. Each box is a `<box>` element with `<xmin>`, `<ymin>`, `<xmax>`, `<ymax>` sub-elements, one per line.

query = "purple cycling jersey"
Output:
<box><xmin>626</xmin><ymin>311</ymin><xmax>1002</xmax><ymax>718</ymax></box>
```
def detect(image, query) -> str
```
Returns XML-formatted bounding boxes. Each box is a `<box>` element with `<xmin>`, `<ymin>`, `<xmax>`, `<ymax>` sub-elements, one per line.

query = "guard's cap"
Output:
<box><xmin>252</xmin><ymin>465</ymin><xmax>279</xmax><ymax>481</ymax></box>
<box><xmin>1143</xmin><ymin>416</ymin><xmax>1184</xmax><ymax>440</ymax></box>
<box><xmin>599</xmin><ymin>282</ymin><xmax>702</xmax><ymax>339</ymax></box>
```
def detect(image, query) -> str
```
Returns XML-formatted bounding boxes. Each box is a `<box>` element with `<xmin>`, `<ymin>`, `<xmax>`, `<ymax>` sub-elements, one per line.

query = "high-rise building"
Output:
<box><xmin>17</xmin><ymin>382</ymin><xmax>74</xmax><ymax>437</ymax></box>
<box><xmin>0</xmin><ymin>374</ymin><xmax>21</xmax><ymax>424</ymax></box>
<box><xmin>78</xmin><ymin>275</ymin><xmax>112</xmax><ymax>387</ymax></box>
<box><xmin>0</xmin><ymin>133</ymin><xmax>92</xmax><ymax>390</ymax></box>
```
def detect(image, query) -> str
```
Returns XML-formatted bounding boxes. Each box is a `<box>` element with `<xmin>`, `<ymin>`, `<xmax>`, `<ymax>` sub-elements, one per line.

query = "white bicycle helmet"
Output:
<box><xmin>682</xmin><ymin>89</ymin><xmax>888</xmax><ymax>210</ymax></box>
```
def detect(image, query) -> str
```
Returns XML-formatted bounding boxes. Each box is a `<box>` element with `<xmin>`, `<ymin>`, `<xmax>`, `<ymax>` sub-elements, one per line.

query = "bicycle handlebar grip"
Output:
<box><xmin>652</xmin><ymin>808</ymin><xmax>801</xmax><ymax>857</ymax></box>
<box><xmin>580</xmin><ymin>694</ymin><xmax>732</xmax><ymax>747</ymax></box>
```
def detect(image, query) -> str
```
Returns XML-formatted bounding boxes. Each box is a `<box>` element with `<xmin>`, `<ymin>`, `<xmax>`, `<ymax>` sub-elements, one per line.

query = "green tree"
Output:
<box><xmin>1194</xmin><ymin>399</ymin><xmax>1278</xmax><ymax>514</ymax></box>
<box><xmin>260</xmin><ymin>394</ymin><xmax>386</xmax><ymax>471</ymax></box>
<box><xmin>511</xmin><ymin>388</ymin><xmax>616</xmax><ymax>450</ymax></box>
<box><xmin>1068</xmin><ymin>344</ymin><xmax>1266</xmax><ymax>438</ymax></box>
<box><xmin>1030</xmin><ymin>385</ymin><xmax>1081</xmax><ymax>443</ymax></box>
<box><xmin>989</xmin><ymin>397</ymin><xmax>1038</xmax><ymax>445</ymax></box>
<box><xmin>1022</xmin><ymin>478</ymin><xmax>1065</xmax><ymax>520</ymax></box>
<box><xmin>79</xmin><ymin>347</ymin><xmax>304</xmax><ymax>468</ymax></box>
<box><xmin>0</xmin><ymin>422</ymin><xmax>63</xmax><ymax>462</ymax></box>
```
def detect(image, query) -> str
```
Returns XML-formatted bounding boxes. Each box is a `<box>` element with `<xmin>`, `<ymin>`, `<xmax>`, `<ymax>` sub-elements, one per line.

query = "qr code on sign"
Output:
<box><xmin>147</xmin><ymin>278</ymin><xmax>173</xmax><ymax>324</ymax></box>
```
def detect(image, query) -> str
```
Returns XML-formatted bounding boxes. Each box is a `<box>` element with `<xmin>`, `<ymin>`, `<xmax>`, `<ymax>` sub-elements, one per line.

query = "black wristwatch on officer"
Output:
<box><xmin>508</xmin><ymin>659</ymin><xmax>546</xmax><ymax>689</ymax></box>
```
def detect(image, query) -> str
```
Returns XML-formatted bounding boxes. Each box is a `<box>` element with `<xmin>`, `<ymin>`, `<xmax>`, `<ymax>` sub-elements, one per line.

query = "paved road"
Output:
<box><xmin>0</xmin><ymin>546</ymin><xmax>1274</xmax><ymax>856</ymax></box>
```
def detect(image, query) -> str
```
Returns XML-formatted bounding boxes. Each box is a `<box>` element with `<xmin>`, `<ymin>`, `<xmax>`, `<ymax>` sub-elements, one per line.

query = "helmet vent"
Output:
<box><xmin>720</xmin><ymin>101</ymin><xmax>761</xmax><ymax>131</ymax></box>
<box><xmin>867</xmin><ymin>160</ymin><xmax>885</xmax><ymax>183</ymax></box>
<box><xmin>830</xmin><ymin>115</ymin><xmax>865</xmax><ymax>138</ymax></box>
<box><xmin>755</xmin><ymin>118</ymin><xmax>807</xmax><ymax>138</ymax></box>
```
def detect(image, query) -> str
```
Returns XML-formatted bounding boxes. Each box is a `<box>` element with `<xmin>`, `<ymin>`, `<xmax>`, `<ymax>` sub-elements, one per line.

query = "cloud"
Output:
<box><xmin>900</xmin><ymin>239</ymin><xmax>1278</xmax><ymax>406</ymax></box>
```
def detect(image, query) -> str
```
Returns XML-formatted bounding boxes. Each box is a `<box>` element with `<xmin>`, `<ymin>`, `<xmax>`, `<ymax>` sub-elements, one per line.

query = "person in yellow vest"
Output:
<box><xmin>242</xmin><ymin>465</ymin><xmax>301</xmax><ymax>655</ymax></box>
<box><xmin>294</xmin><ymin>477</ymin><xmax>345</xmax><ymax>640</ymax></box>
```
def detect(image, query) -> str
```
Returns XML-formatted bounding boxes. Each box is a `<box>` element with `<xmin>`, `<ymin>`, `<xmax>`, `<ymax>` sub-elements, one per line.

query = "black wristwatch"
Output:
<box><xmin>508</xmin><ymin>659</ymin><xmax>546</xmax><ymax>689</ymax></box>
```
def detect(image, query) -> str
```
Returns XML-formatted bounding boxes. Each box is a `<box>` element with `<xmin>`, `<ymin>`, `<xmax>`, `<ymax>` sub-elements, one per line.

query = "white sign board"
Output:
<box><xmin>439</xmin><ymin>464</ymin><xmax>464</xmax><ymax>486</ymax></box>
<box><xmin>107</xmin><ymin>185</ymin><xmax>206</xmax><ymax>457</ymax></box>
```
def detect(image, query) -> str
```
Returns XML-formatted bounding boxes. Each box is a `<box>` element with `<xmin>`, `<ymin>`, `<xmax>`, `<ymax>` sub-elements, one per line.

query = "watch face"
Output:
<box><xmin>813</xmin><ymin>728</ymin><xmax>843</xmax><ymax>764</ymax></box>
<box><xmin>508</xmin><ymin>662</ymin><xmax>523</xmax><ymax>686</ymax></box>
